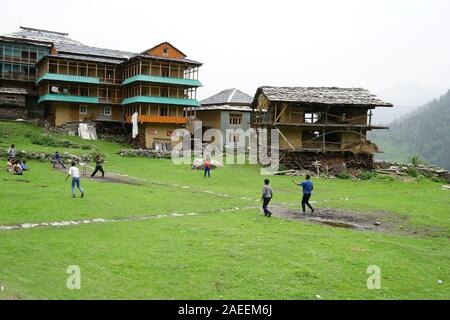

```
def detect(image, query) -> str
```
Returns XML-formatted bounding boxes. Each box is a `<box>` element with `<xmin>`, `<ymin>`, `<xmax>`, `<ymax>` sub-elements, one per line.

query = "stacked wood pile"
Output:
<box><xmin>374</xmin><ymin>160</ymin><xmax>450</xmax><ymax>181</ymax></box>
<box><xmin>280</xmin><ymin>151</ymin><xmax>374</xmax><ymax>174</ymax></box>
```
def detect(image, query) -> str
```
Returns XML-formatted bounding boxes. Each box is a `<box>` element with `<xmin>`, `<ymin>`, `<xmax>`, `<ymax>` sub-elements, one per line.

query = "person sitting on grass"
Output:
<box><xmin>91</xmin><ymin>155</ymin><xmax>105</xmax><ymax>178</ymax></box>
<box><xmin>6</xmin><ymin>158</ymin><xmax>14</xmax><ymax>173</ymax></box>
<box><xmin>7</xmin><ymin>144</ymin><xmax>16</xmax><ymax>159</ymax></box>
<box><xmin>13</xmin><ymin>160</ymin><xmax>23</xmax><ymax>175</ymax></box>
<box><xmin>261</xmin><ymin>179</ymin><xmax>273</xmax><ymax>218</ymax></box>
<box><xmin>292</xmin><ymin>174</ymin><xmax>315</xmax><ymax>214</ymax></box>
<box><xmin>53</xmin><ymin>151</ymin><xmax>66</xmax><ymax>169</ymax></box>
<box><xmin>65</xmin><ymin>161</ymin><xmax>85</xmax><ymax>199</ymax></box>
<box><xmin>20</xmin><ymin>160</ymin><xmax>29</xmax><ymax>171</ymax></box>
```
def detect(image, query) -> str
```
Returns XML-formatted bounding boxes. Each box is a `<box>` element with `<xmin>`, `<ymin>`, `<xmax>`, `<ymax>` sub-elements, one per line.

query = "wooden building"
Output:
<box><xmin>194</xmin><ymin>88</ymin><xmax>253</xmax><ymax>146</ymax></box>
<box><xmin>0</xmin><ymin>27</ymin><xmax>67</xmax><ymax>119</ymax></box>
<box><xmin>251</xmin><ymin>86</ymin><xmax>393</xmax><ymax>168</ymax></box>
<box><xmin>122</xmin><ymin>43</ymin><xmax>202</xmax><ymax>150</ymax></box>
<box><xmin>0</xmin><ymin>27</ymin><xmax>203</xmax><ymax>150</ymax></box>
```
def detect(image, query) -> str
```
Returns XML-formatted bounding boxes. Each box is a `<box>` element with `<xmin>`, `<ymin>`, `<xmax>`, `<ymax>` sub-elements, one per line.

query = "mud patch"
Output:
<box><xmin>271</xmin><ymin>206</ymin><xmax>408</xmax><ymax>233</ymax></box>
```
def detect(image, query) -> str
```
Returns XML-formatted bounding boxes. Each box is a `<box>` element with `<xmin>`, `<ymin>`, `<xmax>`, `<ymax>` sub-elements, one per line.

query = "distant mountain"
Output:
<box><xmin>372</xmin><ymin>82</ymin><xmax>446</xmax><ymax>124</ymax></box>
<box><xmin>370</xmin><ymin>89</ymin><xmax>450</xmax><ymax>169</ymax></box>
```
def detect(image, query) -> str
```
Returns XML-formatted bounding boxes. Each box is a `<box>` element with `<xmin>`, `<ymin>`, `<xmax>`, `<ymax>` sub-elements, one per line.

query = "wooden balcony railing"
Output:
<box><xmin>126</xmin><ymin>115</ymin><xmax>188</xmax><ymax>124</ymax></box>
<box><xmin>98</xmin><ymin>97</ymin><xmax>122</xmax><ymax>105</ymax></box>
<box><xmin>0</xmin><ymin>72</ymin><xmax>36</xmax><ymax>81</ymax></box>
<box><xmin>0</xmin><ymin>55</ymin><xmax>39</xmax><ymax>64</ymax></box>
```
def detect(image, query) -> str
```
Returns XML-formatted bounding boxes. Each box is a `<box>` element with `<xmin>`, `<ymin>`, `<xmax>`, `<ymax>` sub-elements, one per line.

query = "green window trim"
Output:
<box><xmin>122</xmin><ymin>75</ymin><xmax>202</xmax><ymax>87</ymax></box>
<box><xmin>122</xmin><ymin>96</ymin><xmax>200</xmax><ymax>107</ymax></box>
<box><xmin>36</xmin><ymin>73</ymin><xmax>100</xmax><ymax>85</ymax></box>
<box><xmin>38</xmin><ymin>94</ymin><xmax>99</xmax><ymax>104</ymax></box>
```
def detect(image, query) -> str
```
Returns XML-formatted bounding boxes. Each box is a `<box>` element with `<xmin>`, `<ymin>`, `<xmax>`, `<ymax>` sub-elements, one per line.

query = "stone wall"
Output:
<box><xmin>0</xmin><ymin>96</ymin><xmax>44</xmax><ymax>120</ymax></box>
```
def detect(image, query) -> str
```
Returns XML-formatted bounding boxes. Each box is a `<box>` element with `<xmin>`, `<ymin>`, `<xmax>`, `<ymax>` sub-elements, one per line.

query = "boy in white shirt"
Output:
<box><xmin>65</xmin><ymin>161</ymin><xmax>85</xmax><ymax>198</ymax></box>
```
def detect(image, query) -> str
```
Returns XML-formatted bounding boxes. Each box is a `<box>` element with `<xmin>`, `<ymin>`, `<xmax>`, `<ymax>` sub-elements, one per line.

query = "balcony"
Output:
<box><xmin>36</xmin><ymin>73</ymin><xmax>100</xmax><ymax>85</ymax></box>
<box><xmin>122</xmin><ymin>96</ymin><xmax>200</xmax><ymax>107</ymax></box>
<box><xmin>0</xmin><ymin>72</ymin><xmax>36</xmax><ymax>82</ymax></box>
<box><xmin>38</xmin><ymin>94</ymin><xmax>99</xmax><ymax>104</ymax></box>
<box><xmin>0</xmin><ymin>55</ymin><xmax>39</xmax><ymax>64</ymax></box>
<box><xmin>122</xmin><ymin>75</ymin><xmax>202</xmax><ymax>87</ymax></box>
<box><xmin>126</xmin><ymin>115</ymin><xmax>188</xmax><ymax>124</ymax></box>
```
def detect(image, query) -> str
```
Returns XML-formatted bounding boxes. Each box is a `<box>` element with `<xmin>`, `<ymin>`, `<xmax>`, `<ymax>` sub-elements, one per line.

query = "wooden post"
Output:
<box><xmin>323</xmin><ymin>129</ymin><xmax>326</xmax><ymax>151</ymax></box>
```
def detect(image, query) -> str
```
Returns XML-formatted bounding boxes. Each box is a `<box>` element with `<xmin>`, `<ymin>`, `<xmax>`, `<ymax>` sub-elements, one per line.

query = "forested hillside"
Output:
<box><xmin>371</xmin><ymin>89</ymin><xmax>450</xmax><ymax>169</ymax></box>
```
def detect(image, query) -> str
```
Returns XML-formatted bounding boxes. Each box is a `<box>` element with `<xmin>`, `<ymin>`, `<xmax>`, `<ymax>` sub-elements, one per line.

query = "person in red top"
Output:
<box><xmin>204</xmin><ymin>159</ymin><xmax>211</xmax><ymax>178</ymax></box>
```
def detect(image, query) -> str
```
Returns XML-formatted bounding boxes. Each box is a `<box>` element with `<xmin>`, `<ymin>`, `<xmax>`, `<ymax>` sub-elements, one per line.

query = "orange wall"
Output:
<box><xmin>147</xmin><ymin>43</ymin><xmax>186</xmax><ymax>59</ymax></box>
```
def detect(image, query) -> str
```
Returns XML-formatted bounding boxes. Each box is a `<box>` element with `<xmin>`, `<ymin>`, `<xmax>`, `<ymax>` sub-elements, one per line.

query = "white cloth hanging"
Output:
<box><xmin>131</xmin><ymin>112</ymin><xmax>139</xmax><ymax>139</ymax></box>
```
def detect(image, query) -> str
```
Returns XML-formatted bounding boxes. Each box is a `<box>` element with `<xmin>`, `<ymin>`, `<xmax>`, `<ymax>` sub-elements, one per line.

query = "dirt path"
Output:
<box><xmin>52</xmin><ymin>166</ymin><xmax>142</xmax><ymax>185</ymax></box>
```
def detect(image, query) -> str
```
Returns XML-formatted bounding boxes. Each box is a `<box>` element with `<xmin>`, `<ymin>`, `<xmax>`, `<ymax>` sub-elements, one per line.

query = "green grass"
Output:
<box><xmin>0</xmin><ymin>121</ymin><xmax>449</xmax><ymax>300</ymax></box>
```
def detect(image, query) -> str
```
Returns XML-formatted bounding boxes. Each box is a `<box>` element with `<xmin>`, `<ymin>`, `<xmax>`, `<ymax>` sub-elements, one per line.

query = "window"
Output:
<box><xmin>159</xmin><ymin>107</ymin><xmax>169</xmax><ymax>117</ymax></box>
<box><xmin>229</xmin><ymin>114</ymin><xmax>242</xmax><ymax>125</ymax></box>
<box><xmin>103</xmin><ymin>106</ymin><xmax>112</xmax><ymax>116</ymax></box>
<box><xmin>162</xmin><ymin>69</ymin><xmax>169</xmax><ymax>77</ymax></box>
<box><xmin>80</xmin><ymin>88</ymin><xmax>89</xmax><ymax>96</ymax></box>
<box><xmin>79</xmin><ymin>105</ymin><xmax>87</xmax><ymax>115</ymax></box>
<box><xmin>160</xmin><ymin>88</ymin><xmax>169</xmax><ymax>97</ymax></box>
<box><xmin>21</xmin><ymin>50</ymin><xmax>30</xmax><ymax>59</ymax></box>
<box><xmin>162</xmin><ymin>47</ymin><xmax>169</xmax><ymax>56</ymax></box>
<box><xmin>304</xmin><ymin>113</ymin><xmax>320</xmax><ymax>124</ymax></box>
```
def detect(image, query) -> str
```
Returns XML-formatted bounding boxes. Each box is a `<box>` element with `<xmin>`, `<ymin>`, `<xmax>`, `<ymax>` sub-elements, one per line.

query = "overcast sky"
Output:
<box><xmin>1</xmin><ymin>0</ymin><xmax>449</xmax><ymax>103</ymax></box>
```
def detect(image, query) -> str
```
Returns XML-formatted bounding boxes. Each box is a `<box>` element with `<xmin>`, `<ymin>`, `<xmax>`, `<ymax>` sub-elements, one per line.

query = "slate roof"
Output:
<box><xmin>3</xmin><ymin>26</ymin><xmax>82</xmax><ymax>46</ymax></box>
<box><xmin>55</xmin><ymin>43</ymin><xmax>135</xmax><ymax>61</ymax></box>
<box><xmin>0</xmin><ymin>87</ymin><xmax>28</xmax><ymax>95</ymax></box>
<box><xmin>201</xmin><ymin>88</ymin><xmax>253</xmax><ymax>107</ymax></box>
<box><xmin>40</xmin><ymin>53</ymin><xmax>126</xmax><ymax>65</ymax></box>
<box><xmin>255</xmin><ymin>86</ymin><xmax>393</xmax><ymax>107</ymax></box>
<box><xmin>2</xmin><ymin>26</ymin><xmax>201</xmax><ymax>67</ymax></box>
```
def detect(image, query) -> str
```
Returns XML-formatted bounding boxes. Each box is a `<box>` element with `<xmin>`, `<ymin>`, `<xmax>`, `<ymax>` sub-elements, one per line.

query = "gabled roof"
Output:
<box><xmin>254</xmin><ymin>86</ymin><xmax>393</xmax><ymax>107</ymax></box>
<box><xmin>201</xmin><ymin>88</ymin><xmax>253</xmax><ymax>106</ymax></box>
<box><xmin>143</xmin><ymin>42</ymin><xmax>187</xmax><ymax>58</ymax></box>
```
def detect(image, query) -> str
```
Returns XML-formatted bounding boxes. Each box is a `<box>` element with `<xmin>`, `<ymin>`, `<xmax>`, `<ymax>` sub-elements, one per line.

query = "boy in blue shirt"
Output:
<box><xmin>292</xmin><ymin>174</ymin><xmax>315</xmax><ymax>214</ymax></box>
<box><xmin>53</xmin><ymin>151</ymin><xmax>66</xmax><ymax>169</ymax></box>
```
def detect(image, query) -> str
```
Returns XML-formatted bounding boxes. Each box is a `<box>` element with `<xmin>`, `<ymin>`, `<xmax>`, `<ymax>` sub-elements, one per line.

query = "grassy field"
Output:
<box><xmin>0</xmin><ymin>121</ymin><xmax>449</xmax><ymax>300</ymax></box>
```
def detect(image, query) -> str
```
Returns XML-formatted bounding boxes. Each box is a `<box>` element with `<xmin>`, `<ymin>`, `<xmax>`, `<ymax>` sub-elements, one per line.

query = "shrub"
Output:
<box><xmin>358</xmin><ymin>171</ymin><xmax>378</xmax><ymax>181</ymax></box>
<box><xmin>431</xmin><ymin>176</ymin><xmax>447</xmax><ymax>183</ymax></box>
<box><xmin>88</xmin><ymin>150</ymin><xmax>105</xmax><ymax>160</ymax></box>
<box><xmin>411</xmin><ymin>155</ymin><xmax>425</xmax><ymax>166</ymax></box>
<box><xmin>406</xmin><ymin>166</ymin><xmax>419</xmax><ymax>178</ymax></box>
<box><xmin>30</xmin><ymin>134</ymin><xmax>60</xmax><ymax>147</ymax></box>
<box><xmin>336</xmin><ymin>171</ymin><xmax>352</xmax><ymax>179</ymax></box>
<box><xmin>81</xmin><ymin>144</ymin><xmax>93</xmax><ymax>150</ymax></box>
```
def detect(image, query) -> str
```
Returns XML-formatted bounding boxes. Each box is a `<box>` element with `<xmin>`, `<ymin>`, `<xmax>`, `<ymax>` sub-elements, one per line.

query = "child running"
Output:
<box><xmin>292</xmin><ymin>174</ymin><xmax>315</xmax><ymax>214</ymax></box>
<box><xmin>261</xmin><ymin>179</ymin><xmax>273</xmax><ymax>217</ymax></box>
<box><xmin>91</xmin><ymin>155</ymin><xmax>105</xmax><ymax>178</ymax></box>
<box><xmin>65</xmin><ymin>161</ymin><xmax>85</xmax><ymax>198</ymax></box>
